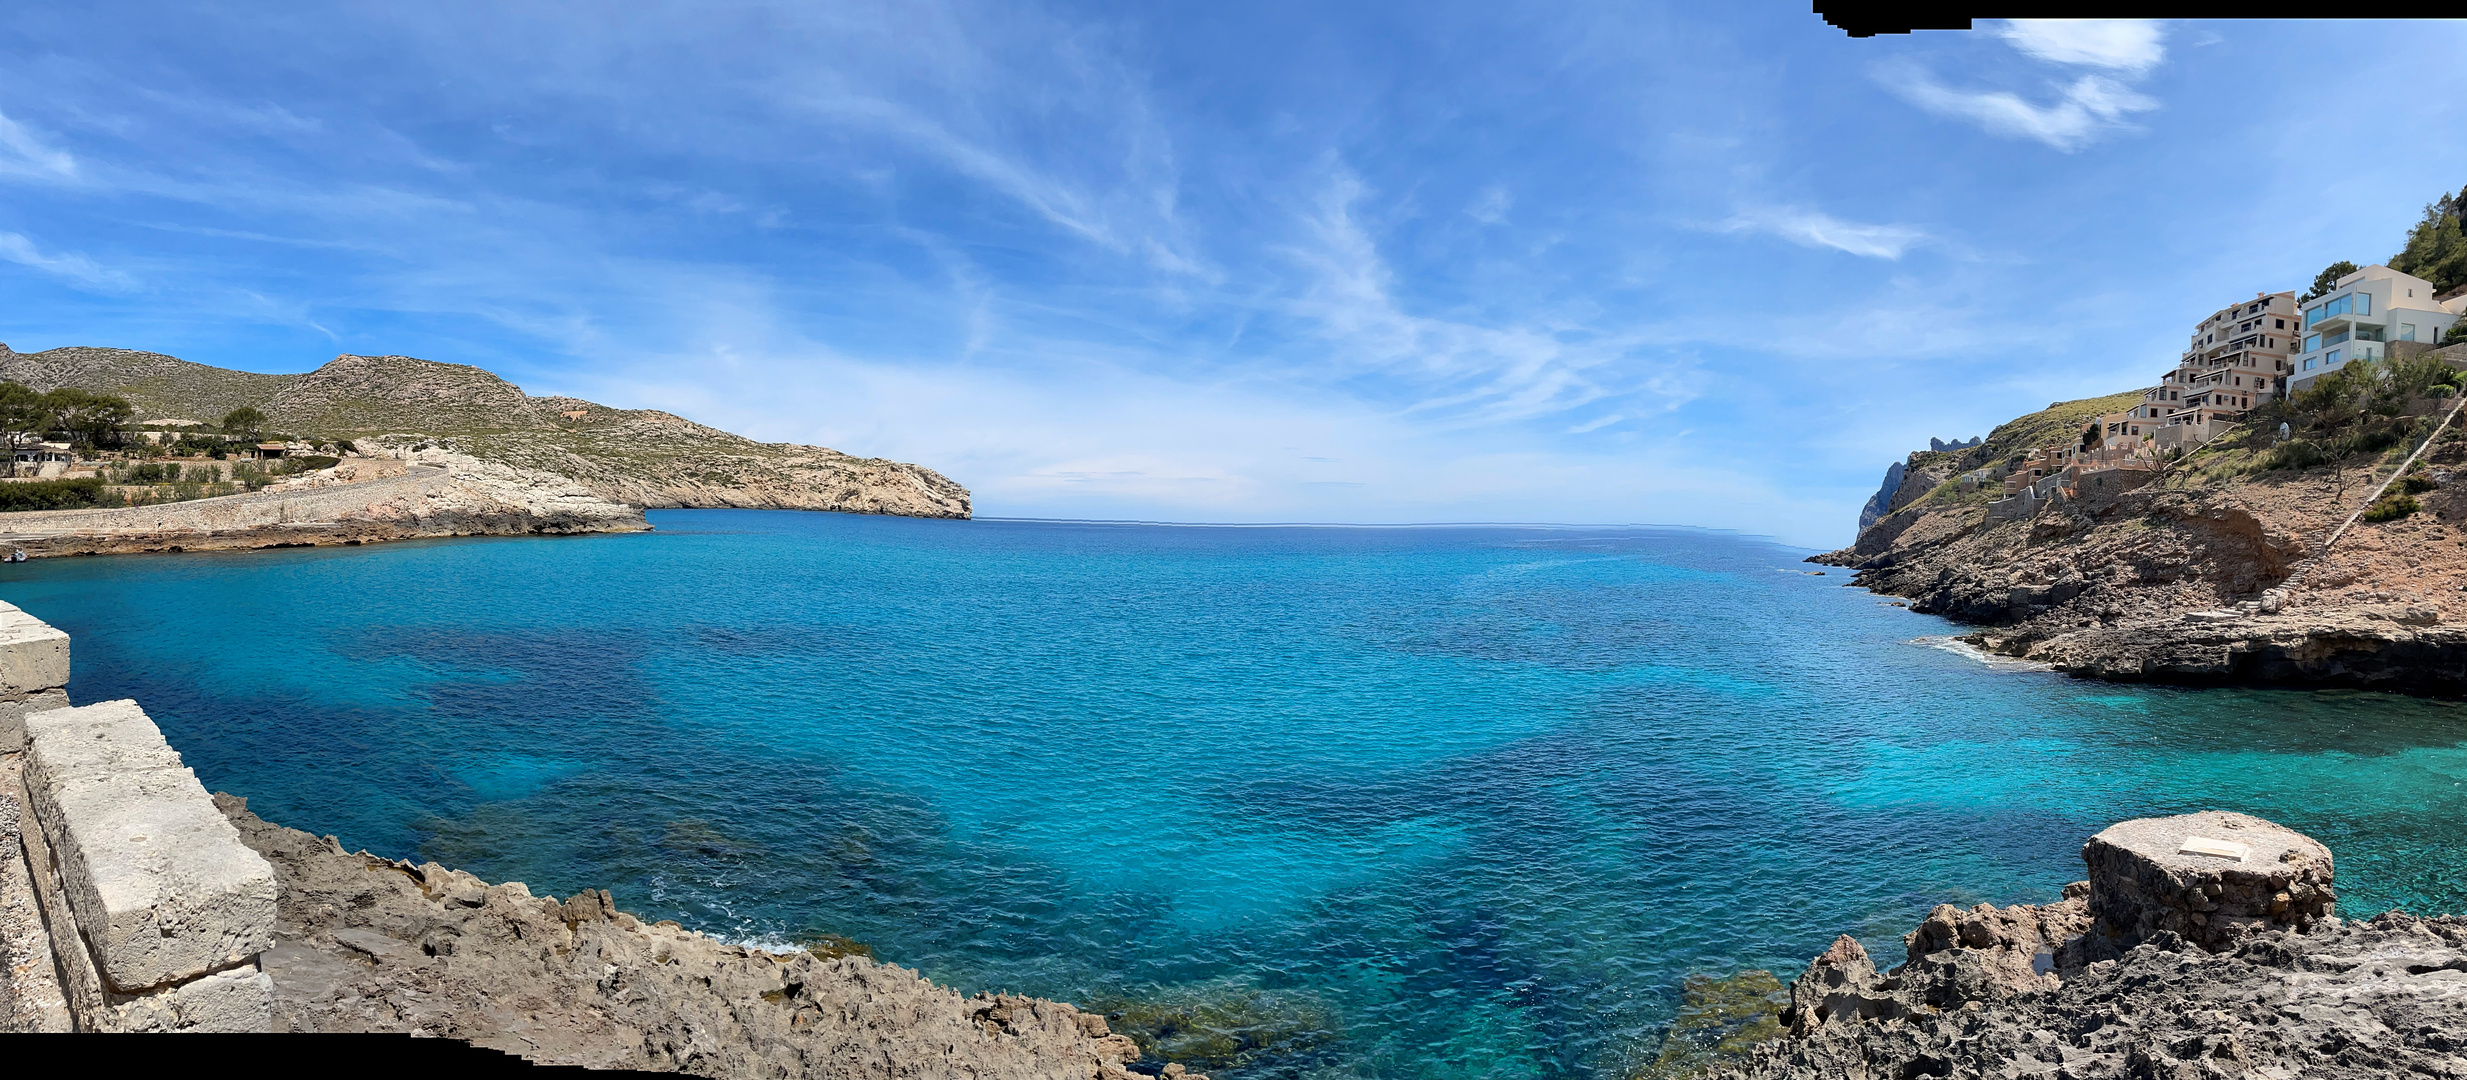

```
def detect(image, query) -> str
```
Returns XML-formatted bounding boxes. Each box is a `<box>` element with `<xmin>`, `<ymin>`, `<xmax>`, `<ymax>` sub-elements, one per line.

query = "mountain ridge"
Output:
<box><xmin>0</xmin><ymin>343</ymin><xmax>971</xmax><ymax>519</ymax></box>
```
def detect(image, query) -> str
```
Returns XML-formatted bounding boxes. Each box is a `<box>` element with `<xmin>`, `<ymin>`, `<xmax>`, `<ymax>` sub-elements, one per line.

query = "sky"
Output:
<box><xmin>1</xmin><ymin>8</ymin><xmax>2462</xmax><ymax>548</ymax></box>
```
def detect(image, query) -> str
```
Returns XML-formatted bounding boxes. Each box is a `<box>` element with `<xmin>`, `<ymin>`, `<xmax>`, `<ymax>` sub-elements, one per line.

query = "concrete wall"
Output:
<box><xmin>0</xmin><ymin>601</ymin><xmax>275</xmax><ymax>1032</ymax></box>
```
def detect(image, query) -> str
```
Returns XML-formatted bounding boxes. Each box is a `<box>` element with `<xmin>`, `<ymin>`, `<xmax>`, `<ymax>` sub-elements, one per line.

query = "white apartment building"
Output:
<box><xmin>2286</xmin><ymin>265</ymin><xmax>2467</xmax><ymax>392</ymax></box>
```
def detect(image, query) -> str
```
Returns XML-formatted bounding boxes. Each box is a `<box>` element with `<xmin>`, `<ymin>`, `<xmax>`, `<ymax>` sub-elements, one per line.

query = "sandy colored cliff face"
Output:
<box><xmin>216</xmin><ymin>795</ymin><xmax>1177</xmax><ymax>1080</ymax></box>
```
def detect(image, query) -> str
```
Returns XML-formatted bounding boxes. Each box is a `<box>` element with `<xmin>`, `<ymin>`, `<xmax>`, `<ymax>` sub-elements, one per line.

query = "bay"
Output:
<box><xmin>5</xmin><ymin>510</ymin><xmax>2464</xmax><ymax>1077</ymax></box>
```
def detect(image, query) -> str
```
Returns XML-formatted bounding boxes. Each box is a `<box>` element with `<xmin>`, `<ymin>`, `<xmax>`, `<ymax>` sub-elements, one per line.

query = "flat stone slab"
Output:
<box><xmin>24</xmin><ymin>700</ymin><xmax>276</xmax><ymax>991</ymax></box>
<box><xmin>0</xmin><ymin>602</ymin><xmax>69</xmax><ymax>697</ymax></box>
<box><xmin>23</xmin><ymin>700</ymin><xmax>185</xmax><ymax>781</ymax></box>
<box><xmin>2083</xmin><ymin>810</ymin><xmax>2333</xmax><ymax>952</ymax></box>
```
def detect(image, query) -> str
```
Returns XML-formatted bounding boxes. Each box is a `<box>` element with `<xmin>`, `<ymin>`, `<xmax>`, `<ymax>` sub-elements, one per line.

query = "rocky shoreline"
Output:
<box><xmin>1814</xmin><ymin>387</ymin><xmax>2467</xmax><ymax>694</ymax></box>
<box><xmin>0</xmin><ymin>447</ymin><xmax>648</xmax><ymax>560</ymax></box>
<box><xmin>1706</xmin><ymin>813</ymin><xmax>2467</xmax><ymax>1079</ymax></box>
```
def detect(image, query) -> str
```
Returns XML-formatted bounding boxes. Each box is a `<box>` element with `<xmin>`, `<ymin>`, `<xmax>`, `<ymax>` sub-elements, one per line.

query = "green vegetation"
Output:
<box><xmin>0</xmin><ymin>478</ymin><xmax>109</xmax><ymax>511</ymax></box>
<box><xmin>2302</xmin><ymin>260</ymin><xmax>2361</xmax><ymax>303</ymax></box>
<box><xmin>792</xmin><ymin>933</ymin><xmax>873</xmax><ymax>961</ymax></box>
<box><xmin>2365</xmin><ymin>492</ymin><xmax>2421</xmax><ymax>522</ymax></box>
<box><xmin>1628</xmin><ymin>970</ymin><xmax>1788</xmax><ymax>1079</ymax></box>
<box><xmin>0</xmin><ymin>381</ymin><xmax>137</xmax><ymax>453</ymax></box>
<box><xmin>2252</xmin><ymin>351</ymin><xmax>2456</xmax><ymax>470</ymax></box>
<box><xmin>1085</xmin><ymin>979</ymin><xmax>1337</xmax><ymax>1074</ymax></box>
<box><xmin>2389</xmin><ymin>183</ymin><xmax>2467</xmax><ymax>295</ymax></box>
<box><xmin>221</xmin><ymin>406</ymin><xmax>268</xmax><ymax>439</ymax></box>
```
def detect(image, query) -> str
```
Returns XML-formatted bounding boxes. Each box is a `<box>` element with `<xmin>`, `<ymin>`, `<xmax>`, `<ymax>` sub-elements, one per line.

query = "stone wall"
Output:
<box><xmin>0</xmin><ymin>601</ymin><xmax>276</xmax><ymax>1031</ymax></box>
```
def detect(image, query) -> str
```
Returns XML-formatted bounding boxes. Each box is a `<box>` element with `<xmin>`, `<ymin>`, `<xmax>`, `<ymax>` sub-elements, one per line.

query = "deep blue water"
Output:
<box><xmin>6</xmin><ymin>512</ymin><xmax>2467</xmax><ymax>1077</ymax></box>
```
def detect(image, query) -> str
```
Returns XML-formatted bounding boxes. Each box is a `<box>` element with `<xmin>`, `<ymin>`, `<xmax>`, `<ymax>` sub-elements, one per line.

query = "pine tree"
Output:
<box><xmin>2389</xmin><ymin>184</ymin><xmax>2467</xmax><ymax>295</ymax></box>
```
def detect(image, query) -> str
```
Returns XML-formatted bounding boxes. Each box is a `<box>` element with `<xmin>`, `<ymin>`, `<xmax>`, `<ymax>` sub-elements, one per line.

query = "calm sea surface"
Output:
<box><xmin>6</xmin><ymin>512</ymin><xmax>2466</xmax><ymax>1076</ymax></box>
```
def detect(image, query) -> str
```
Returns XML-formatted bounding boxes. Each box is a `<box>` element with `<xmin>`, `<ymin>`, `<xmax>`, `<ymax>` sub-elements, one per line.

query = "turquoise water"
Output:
<box><xmin>7</xmin><ymin>512</ymin><xmax>2467</xmax><ymax>1076</ymax></box>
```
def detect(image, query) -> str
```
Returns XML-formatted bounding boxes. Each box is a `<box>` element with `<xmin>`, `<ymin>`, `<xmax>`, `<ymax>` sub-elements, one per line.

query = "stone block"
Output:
<box><xmin>0</xmin><ymin>687</ymin><xmax>68</xmax><ymax>753</ymax></box>
<box><xmin>24</xmin><ymin>700</ymin><xmax>276</xmax><ymax>992</ymax></box>
<box><xmin>22</xmin><ymin>699</ymin><xmax>186</xmax><ymax>781</ymax></box>
<box><xmin>0</xmin><ymin>602</ymin><xmax>68</xmax><ymax>698</ymax></box>
<box><xmin>2082</xmin><ymin>810</ymin><xmax>2333</xmax><ymax>952</ymax></box>
<box><xmin>96</xmin><ymin>963</ymin><xmax>274</xmax><ymax>1033</ymax></box>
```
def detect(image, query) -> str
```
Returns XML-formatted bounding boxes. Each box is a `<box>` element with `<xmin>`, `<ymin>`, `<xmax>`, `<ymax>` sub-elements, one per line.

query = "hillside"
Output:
<box><xmin>0</xmin><ymin>344</ymin><xmax>970</xmax><ymax>519</ymax></box>
<box><xmin>1818</xmin><ymin>352</ymin><xmax>2467</xmax><ymax>692</ymax></box>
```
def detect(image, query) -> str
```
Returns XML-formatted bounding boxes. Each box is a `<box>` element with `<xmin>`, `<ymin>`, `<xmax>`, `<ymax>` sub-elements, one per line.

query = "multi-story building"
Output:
<box><xmin>2287</xmin><ymin>265</ymin><xmax>2467</xmax><ymax>393</ymax></box>
<box><xmin>2166</xmin><ymin>290</ymin><xmax>2300</xmax><ymax>415</ymax></box>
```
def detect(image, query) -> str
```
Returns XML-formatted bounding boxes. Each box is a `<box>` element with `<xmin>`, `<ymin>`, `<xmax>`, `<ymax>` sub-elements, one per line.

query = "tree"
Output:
<box><xmin>0</xmin><ymin>382</ymin><xmax>44</xmax><ymax>477</ymax></box>
<box><xmin>36</xmin><ymin>388</ymin><xmax>135</xmax><ymax>450</ymax></box>
<box><xmin>2389</xmin><ymin>184</ymin><xmax>2467</xmax><ymax>296</ymax></box>
<box><xmin>2301</xmin><ymin>260</ymin><xmax>2360</xmax><ymax>303</ymax></box>
<box><xmin>222</xmin><ymin>407</ymin><xmax>268</xmax><ymax>440</ymax></box>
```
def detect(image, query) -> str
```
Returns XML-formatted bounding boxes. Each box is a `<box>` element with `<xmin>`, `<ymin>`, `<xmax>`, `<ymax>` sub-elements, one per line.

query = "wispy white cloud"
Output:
<box><xmin>0</xmin><ymin>109</ymin><xmax>77</xmax><ymax>178</ymax></box>
<box><xmin>0</xmin><ymin>232</ymin><xmax>133</xmax><ymax>291</ymax></box>
<box><xmin>1998</xmin><ymin>20</ymin><xmax>2166</xmax><ymax>72</ymax></box>
<box><xmin>1719</xmin><ymin>207</ymin><xmax>1928</xmax><ymax>259</ymax></box>
<box><xmin>1881</xmin><ymin>63</ymin><xmax>2157</xmax><ymax>153</ymax></box>
<box><xmin>1879</xmin><ymin>19</ymin><xmax>2166</xmax><ymax>152</ymax></box>
<box><xmin>1282</xmin><ymin>171</ymin><xmax>1693</xmax><ymax>426</ymax></box>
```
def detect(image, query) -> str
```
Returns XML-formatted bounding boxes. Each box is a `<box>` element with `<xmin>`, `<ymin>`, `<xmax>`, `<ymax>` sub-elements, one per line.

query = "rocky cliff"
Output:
<box><xmin>1701</xmin><ymin>813</ymin><xmax>2466</xmax><ymax>1080</ymax></box>
<box><xmin>1815</xmin><ymin>373</ymin><xmax>2467</xmax><ymax>693</ymax></box>
<box><xmin>0</xmin><ymin>345</ymin><xmax>971</xmax><ymax>520</ymax></box>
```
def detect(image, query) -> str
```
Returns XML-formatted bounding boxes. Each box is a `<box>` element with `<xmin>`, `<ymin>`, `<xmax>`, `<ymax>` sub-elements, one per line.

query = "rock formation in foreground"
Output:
<box><xmin>1704</xmin><ymin>811</ymin><xmax>2467</xmax><ymax>1079</ymax></box>
<box><xmin>222</xmin><ymin>795</ymin><xmax>1164</xmax><ymax>1078</ymax></box>
<box><xmin>0</xmin><ymin>344</ymin><xmax>971</xmax><ymax>520</ymax></box>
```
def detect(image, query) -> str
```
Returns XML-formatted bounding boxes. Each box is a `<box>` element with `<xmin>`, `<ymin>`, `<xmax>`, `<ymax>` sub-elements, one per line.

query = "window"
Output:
<box><xmin>2327</xmin><ymin>349</ymin><xmax>2342</xmax><ymax>366</ymax></box>
<box><xmin>2304</xmin><ymin>358</ymin><xmax>2316</xmax><ymax>370</ymax></box>
<box><xmin>2275</xmin><ymin>318</ymin><xmax>2285</xmax><ymax>329</ymax></box>
<box><xmin>2304</xmin><ymin>333</ymin><xmax>2322</xmax><ymax>352</ymax></box>
<box><xmin>2402</xmin><ymin>323</ymin><xmax>2417</xmax><ymax>342</ymax></box>
<box><xmin>2357</xmin><ymin>293</ymin><xmax>2370</xmax><ymax>315</ymax></box>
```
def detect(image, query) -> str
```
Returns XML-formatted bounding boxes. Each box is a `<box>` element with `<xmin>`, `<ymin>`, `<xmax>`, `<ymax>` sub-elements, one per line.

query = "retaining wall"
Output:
<box><xmin>0</xmin><ymin>601</ymin><xmax>275</xmax><ymax>1032</ymax></box>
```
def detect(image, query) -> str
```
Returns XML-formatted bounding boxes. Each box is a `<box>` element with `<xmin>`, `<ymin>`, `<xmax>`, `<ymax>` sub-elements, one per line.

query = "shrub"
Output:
<box><xmin>2365</xmin><ymin>492</ymin><xmax>2421</xmax><ymax>522</ymax></box>
<box><xmin>0</xmin><ymin>478</ymin><xmax>107</xmax><ymax>511</ymax></box>
<box><xmin>182</xmin><ymin>463</ymin><xmax>220</xmax><ymax>482</ymax></box>
<box><xmin>2402</xmin><ymin>473</ymin><xmax>2437</xmax><ymax>494</ymax></box>
<box><xmin>2265</xmin><ymin>440</ymin><xmax>2330</xmax><ymax>470</ymax></box>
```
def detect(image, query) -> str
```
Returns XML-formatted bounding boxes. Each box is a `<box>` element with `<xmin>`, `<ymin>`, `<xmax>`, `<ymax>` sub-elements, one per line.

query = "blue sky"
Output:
<box><xmin>1</xmin><ymin>8</ymin><xmax>2462</xmax><ymax>547</ymax></box>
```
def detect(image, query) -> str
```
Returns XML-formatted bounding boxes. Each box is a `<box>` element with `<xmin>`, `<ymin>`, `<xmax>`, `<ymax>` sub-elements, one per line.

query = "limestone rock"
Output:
<box><xmin>2080</xmin><ymin>810</ymin><xmax>2334</xmax><ymax>952</ymax></box>
<box><xmin>219</xmin><ymin>794</ymin><xmax>1194</xmax><ymax>1078</ymax></box>
<box><xmin>24</xmin><ymin>701</ymin><xmax>278</xmax><ymax>992</ymax></box>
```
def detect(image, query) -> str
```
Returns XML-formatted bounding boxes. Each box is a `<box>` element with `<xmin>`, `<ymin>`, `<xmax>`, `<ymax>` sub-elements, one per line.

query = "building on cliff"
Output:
<box><xmin>2288</xmin><ymin>264</ymin><xmax>2467</xmax><ymax>393</ymax></box>
<box><xmin>2091</xmin><ymin>292</ymin><xmax>2300</xmax><ymax>455</ymax></box>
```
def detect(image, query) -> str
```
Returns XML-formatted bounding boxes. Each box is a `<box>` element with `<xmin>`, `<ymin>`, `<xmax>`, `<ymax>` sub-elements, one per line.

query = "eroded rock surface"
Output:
<box><xmin>1706</xmin><ymin>814</ymin><xmax>2467</xmax><ymax>1080</ymax></box>
<box><xmin>218</xmin><ymin>795</ymin><xmax>1178</xmax><ymax>1079</ymax></box>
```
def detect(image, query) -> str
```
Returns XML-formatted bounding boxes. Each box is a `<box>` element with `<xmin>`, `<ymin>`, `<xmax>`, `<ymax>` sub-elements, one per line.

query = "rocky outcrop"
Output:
<box><xmin>227</xmin><ymin>795</ymin><xmax>1162</xmax><ymax>1077</ymax></box>
<box><xmin>1983</xmin><ymin>606</ymin><xmax>2467</xmax><ymax>695</ymax></box>
<box><xmin>1707</xmin><ymin>813</ymin><xmax>2467</xmax><ymax>1080</ymax></box>
<box><xmin>0</xmin><ymin>449</ymin><xmax>649</xmax><ymax>558</ymax></box>
<box><xmin>1857</xmin><ymin>462</ymin><xmax>1906</xmax><ymax>534</ymax></box>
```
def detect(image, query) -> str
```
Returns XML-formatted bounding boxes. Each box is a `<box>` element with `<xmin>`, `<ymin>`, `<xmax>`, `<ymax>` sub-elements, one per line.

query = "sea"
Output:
<box><xmin>6</xmin><ymin>512</ymin><xmax>2465</xmax><ymax>1077</ymax></box>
